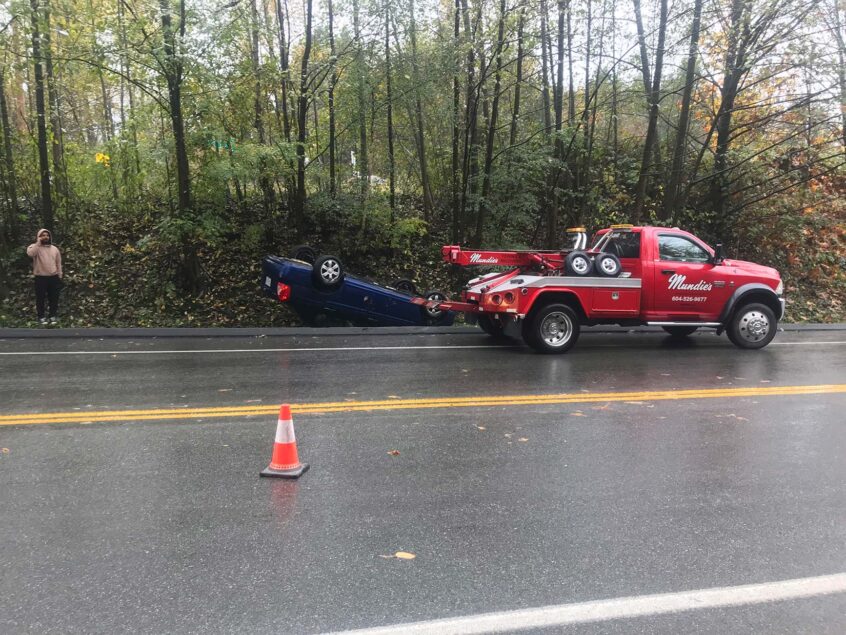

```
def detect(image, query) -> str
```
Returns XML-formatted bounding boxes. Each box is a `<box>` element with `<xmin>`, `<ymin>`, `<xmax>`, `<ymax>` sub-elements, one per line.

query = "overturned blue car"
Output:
<box><xmin>261</xmin><ymin>247</ymin><xmax>455</xmax><ymax>327</ymax></box>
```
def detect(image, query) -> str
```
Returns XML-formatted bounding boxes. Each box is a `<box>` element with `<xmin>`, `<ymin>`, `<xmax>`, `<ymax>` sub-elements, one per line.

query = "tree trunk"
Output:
<box><xmin>30</xmin><ymin>0</ymin><xmax>53</xmax><ymax>232</ymax></box>
<box><xmin>451</xmin><ymin>0</ymin><xmax>461</xmax><ymax>242</ymax></box>
<box><xmin>0</xmin><ymin>71</ymin><xmax>20</xmax><ymax>244</ymax></box>
<box><xmin>632</xmin><ymin>0</ymin><xmax>667</xmax><ymax>223</ymax></box>
<box><xmin>540</xmin><ymin>0</ymin><xmax>552</xmax><ymax>136</ymax></box>
<box><xmin>661</xmin><ymin>0</ymin><xmax>703</xmax><ymax>220</ymax></box>
<box><xmin>328</xmin><ymin>0</ymin><xmax>337</xmax><ymax>196</ymax></box>
<box><xmin>633</xmin><ymin>0</ymin><xmax>661</xmax><ymax>173</ymax></box>
<box><xmin>459</xmin><ymin>0</ymin><xmax>477</xmax><ymax>240</ymax></box>
<box><xmin>274</xmin><ymin>0</ymin><xmax>292</xmax><ymax>145</ymax></box>
<box><xmin>292</xmin><ymin>0</ymin><xmax>313</xmax><ymax>235</ymax></box>
<box><xmin>834</xmin><ymin>0</ymin><xmax>846</xmax><ymax>157</ymax></box>
<box><xmin>43</xmin><ymin>1</ymin><xmax>67</xmax><ymax>202</ymax></box>
<box><xmin>353</xmin><ymin>0</ymin><xmax>368</xmax><ymax>196</ymax></box>
<box><xmin>710</xmin><ymin>0</ymin><xmax>746</xmax><ymax>233</ymax></box>
<box><xmin>408</xmin><ymin>0</ymin><xmax>434</xmax><ymax>219</ymax></box>
<box><xmin>385</xmin><ymin>2</ymin><xmax>396</xmax><ymax>214</ymax></box>
<box><xmin>548</xmin><ymin>0</ymin><xmax>566</xmax><ymax>248</ymax></box>
<box><xmin>251</xmin><ymin>0</ymin><xmax>275</xmax><ymax>218</ymax></box>
<box><xmin>475</xmin><ymin>0</ymin><xmax>506</xmax><ymax>246</ymax></box>
<box><xmin>509</xmin><ymin>6</ymin><xmax>525</xmax><ymax>148</ymax></box>
<box><xmin>160</xmin><ymin>0</ymin><xmax>190</xmax><ymax>216</ymax></box>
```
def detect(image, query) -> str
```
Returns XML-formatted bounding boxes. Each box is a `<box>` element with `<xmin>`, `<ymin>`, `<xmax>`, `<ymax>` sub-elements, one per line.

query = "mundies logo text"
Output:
<box><xmin>469</xmin><ymin>253</ymin><xmax>499</xmax><ymax>264</ymax></box>
<box><xmin>668</xmin><ymin>274</ymin><xmax>713</xmax><ymax>291</ymax></box>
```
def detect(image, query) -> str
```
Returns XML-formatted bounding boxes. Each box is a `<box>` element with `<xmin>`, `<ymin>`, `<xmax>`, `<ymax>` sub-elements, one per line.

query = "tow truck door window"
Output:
<box><xmin>652</xmin><ymin>234</ymin><xmax>732</xmax><ymax>320</ymax></box>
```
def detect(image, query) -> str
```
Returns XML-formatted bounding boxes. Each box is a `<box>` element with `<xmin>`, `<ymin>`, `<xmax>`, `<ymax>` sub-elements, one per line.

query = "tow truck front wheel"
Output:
<box><xmin>524</xmin><ymin>304</ymin><xmax>581</xmax><ymax>354</ymax></box>
<box><xmin>727</xmin><ymin>303</ymin><xmax>777</xmax><ymax>349</ymax></box>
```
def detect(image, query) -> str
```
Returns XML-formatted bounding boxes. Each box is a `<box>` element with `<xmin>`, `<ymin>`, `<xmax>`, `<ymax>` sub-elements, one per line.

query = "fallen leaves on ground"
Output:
<box><xmin>387</xmin><ymin>450</ymin><xmax>401</xmax><ymax>456</ymax></box>
<box><xmin>380</xmin><ymin>551</ymin><xmax>416</xmax><ymax>560</ymax></box>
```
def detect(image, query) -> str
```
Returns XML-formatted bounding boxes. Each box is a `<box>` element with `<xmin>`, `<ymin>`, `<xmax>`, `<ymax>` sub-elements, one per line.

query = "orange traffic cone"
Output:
<box><xmin>260</xmin><ymin>404</ymin><xmax>309</xmax><ymax>479</ymax></box>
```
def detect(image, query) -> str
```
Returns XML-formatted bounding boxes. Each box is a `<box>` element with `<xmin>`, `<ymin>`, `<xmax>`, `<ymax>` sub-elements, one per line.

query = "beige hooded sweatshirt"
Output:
<box><xmin>26</xmin><ymin>229</ymin><xmax>63</xmax><ymax>277</ymax></box>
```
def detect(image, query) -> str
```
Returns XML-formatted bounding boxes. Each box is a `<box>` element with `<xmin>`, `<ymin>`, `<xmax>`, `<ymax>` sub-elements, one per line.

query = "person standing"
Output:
<box><xmin>26</xmin><ymin>229</ymin><xmax>63</xmax><ymax>324</ymax></box>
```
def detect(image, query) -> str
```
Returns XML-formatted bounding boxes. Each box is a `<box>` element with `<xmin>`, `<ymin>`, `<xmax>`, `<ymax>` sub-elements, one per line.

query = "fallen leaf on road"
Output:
<box><xmin>1</xmin><ymin>448</ymin><xmax>9</xmax><ymax>453</ymax></box>
<box><xmin>476</xmin><ymin>426</ymin><xmax>486</xmax><ymax>430</ymax></box>
<box><xmin>388</xmin><ymin>395</ymin><xmax>401</xmax><ymax>399</ymax></box>
<box><xmin>625</xmin><ymin>401</ymin><xmax>646</xmax><ymax>405</ymax></box>
<box><xmin>387</xmin><ymin>450</ymin><xmax>401</xmax><ymax>456</ymax></box>
<box><xmin>761</xmin><ymin>380</ymin><xmax>771</xmax><ymax>383</ymax></box>
<box><xmin>518</xmin><ymin>438</ymin><xmax>528</xmax><ymax>442</ymax></box>
<box><xmin>395</xmin><ymin>552</ymin><xmax>416</xmax><ymax>559</ymax></box>
<box><xmin>592</xmin><ymin>404</ymin><xmax>610</xmax><ymax>410</ymax></box>
<box><xmin>571</xmin><ymin>411</ymin><xmax>585</xmax><ymax>417</ymax></box>
<box><xmin>504</xmin><ymin>433</ymin><xmax>512</xmax><ymax>438</ymax></box>
<box><xmin>218</xmin><ymin>388</ymin><xmax>232</xmax><ymax>392</ymax></box>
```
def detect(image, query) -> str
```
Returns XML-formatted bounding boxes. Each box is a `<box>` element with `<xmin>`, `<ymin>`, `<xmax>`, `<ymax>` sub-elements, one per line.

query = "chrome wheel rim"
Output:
<box><xmin>599</xmin><ymin>256</ymin><xmax>618</xmax><ymax>275</ymax></box>
<box><xmin>738</xmin><ymin>310</ymin><xmax>770</xmax><ymax>343</ymax></box>
<box><xmin>572</xmin><ymin>257</ymin><xmax>590</xmax><ymax>275</ymax></box>
<box><xmin>540</xmin><ymin>311</ymin><xmax>573</xmax><ymax>347</ymax></box>
<box><xmin>320</xmin><ymin>260</ymin><xmax>340</xmax><ymax>283</ymax></box>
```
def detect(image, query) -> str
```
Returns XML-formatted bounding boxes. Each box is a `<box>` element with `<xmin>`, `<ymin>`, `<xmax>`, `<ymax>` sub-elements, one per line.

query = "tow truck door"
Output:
<box><xmin>650</xmin><ymin>233</ymin><xmax>733</xmax><ymax>320</ymax></box>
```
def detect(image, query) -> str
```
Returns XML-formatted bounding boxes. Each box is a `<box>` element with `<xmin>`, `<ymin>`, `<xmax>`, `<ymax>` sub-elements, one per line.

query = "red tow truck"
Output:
<box><xmin>414</xmin><ymin>225</ymin><xmax>785</xmax><ymax>353</ymax></box>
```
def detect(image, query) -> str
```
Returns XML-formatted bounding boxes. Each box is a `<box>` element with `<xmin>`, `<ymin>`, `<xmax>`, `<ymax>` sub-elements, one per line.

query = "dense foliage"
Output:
<box><xmin>0</xmin><ymin>0</ymin><xmax>844</xmax><ymax>326</ymax></box>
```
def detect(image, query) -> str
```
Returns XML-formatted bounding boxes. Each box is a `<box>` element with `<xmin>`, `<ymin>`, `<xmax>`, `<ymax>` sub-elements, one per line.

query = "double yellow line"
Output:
<box><xmin>1</xmin><ymin>384</ymin><xmax>844</xmax><ymax>427</ymax></box>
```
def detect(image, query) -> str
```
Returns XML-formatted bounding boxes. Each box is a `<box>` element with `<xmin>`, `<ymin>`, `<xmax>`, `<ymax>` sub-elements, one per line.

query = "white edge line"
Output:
<box><xmin>1</xmin><ymin>341</ymin><xmax>845</xmax><ymax>355</ymax></box>
<box><xmin>326</xmin><ymin>573</ymin><xmax>846</xmax><ymax>635</ymax></box>
<box><xmin>0</xmin><ymin>345</ymin><xmax>506</xmax><ymax>356</ymax></box>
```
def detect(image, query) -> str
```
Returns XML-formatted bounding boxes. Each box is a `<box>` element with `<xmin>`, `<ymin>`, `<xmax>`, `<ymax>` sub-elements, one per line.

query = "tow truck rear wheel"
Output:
<box><xmin>524</xmin><ymin>303</ymin><xmax>580</xmax><ymax>354</ymax></box>
<box><xmin>477</xmin><ymin>315</ymin><xmax>509</xmax><ymax>339</ymax></box>
<box><xmin>727</xmin><ymin>302</ymin><xmax>777</xmax><ymax>349</ymax></box>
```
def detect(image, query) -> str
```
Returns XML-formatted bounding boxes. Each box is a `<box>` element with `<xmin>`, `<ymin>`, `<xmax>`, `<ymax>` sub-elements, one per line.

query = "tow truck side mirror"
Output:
<box><xmin>713</xmin><ymin>243</ymin><xmax>725</xmax><ymax>265</ymax></box>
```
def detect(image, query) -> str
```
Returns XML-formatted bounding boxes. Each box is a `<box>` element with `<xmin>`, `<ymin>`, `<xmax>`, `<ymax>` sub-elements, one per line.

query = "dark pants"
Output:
<box><xmin>35</xmin><ymin>275</ymin><xmax>61</xmax><ymax>319</ymax></box>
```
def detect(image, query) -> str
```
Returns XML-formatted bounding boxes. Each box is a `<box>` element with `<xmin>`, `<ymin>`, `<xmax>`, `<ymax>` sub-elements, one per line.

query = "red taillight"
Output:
<box><xmin>276</xmin><ymin>282</ymin><xmax>291</xmax><ymax>302</ymax></box>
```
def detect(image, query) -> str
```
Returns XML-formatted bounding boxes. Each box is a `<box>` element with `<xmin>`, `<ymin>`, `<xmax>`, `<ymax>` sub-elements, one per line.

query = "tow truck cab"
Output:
<box><xmin>435</xmin><ymin>226</ymin><xmax>785</xmax><ymax>354</ymax></box>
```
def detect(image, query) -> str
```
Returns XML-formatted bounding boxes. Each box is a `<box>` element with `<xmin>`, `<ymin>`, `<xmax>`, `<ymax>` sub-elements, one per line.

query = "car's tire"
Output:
<box><xmin>565</xmin><ymin>251</ymin><xmax>593</xmax><ymax>277</ymax></box>
<box><xmin>392</xmin><ymin>278</ymin><xmax>417</xmax><ymax>295</ymax></box>
<box><xmin>595</xmin><ymin>252</ymin><xmax>622</xmax><ymax>277</ymax></box>
<box><xmin>524</xmin><ymin>303</ymin><xmax>580</xmax><ymax>354</ymax></box>
<box><xmin>727</xmin><ymin>302</ymin><xmax>777</xmax><ymax>349</ymax></box>
<box><xmin>312</xmin><ymin>254</ymin><xmax>344</xmax><ymax>290</ymax></box>
<box><xmin>662</xmin><ymin>325</ymin><xmax>698</xmax><ymax>337</ymax></box>
<box><xmin>477</xmin><ymin>314</ymin><xmax>509</xmax><ymax>339</ymax></box>
<box><xmin>422</xmin><ymin>289</ymin><xmax>449</xmax><ymax>325</ymax></box>
<box><xmin>292</xmin><ymin>245</ymin><xmax>317</xmax><ymax>264</ymax></box>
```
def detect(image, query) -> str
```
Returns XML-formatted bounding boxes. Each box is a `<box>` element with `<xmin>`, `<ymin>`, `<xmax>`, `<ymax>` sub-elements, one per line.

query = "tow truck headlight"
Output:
<box><xmin>775</xmin><ymin>280</ymin><xmax>783</xmax><ymax>296</ymax></box>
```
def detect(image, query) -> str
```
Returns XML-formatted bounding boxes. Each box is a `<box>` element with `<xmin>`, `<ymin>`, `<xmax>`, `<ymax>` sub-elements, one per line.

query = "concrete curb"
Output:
<box><xmin>1</xmin><ymin>323</ymin><xmax>844</xmax><ymax>339</ymax></box>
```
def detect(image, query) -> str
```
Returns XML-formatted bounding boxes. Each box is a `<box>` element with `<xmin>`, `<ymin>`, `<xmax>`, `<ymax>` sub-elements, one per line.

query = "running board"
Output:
<box><xmin>647</xmin><ymin>321</ymin><xmax>721</xmax><ymax>328</ymax></box>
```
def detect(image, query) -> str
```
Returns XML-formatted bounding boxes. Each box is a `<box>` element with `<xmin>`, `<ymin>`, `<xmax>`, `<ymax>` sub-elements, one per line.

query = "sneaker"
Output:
<box><xmin>49</xmin><ymin>317</ymin><xmax>58</xmax><ymax>325</ymax></box>
<box><xmin>38</xmin><ymin>318</ymin><xmax>48</xmax><ymax>325</ymax></box>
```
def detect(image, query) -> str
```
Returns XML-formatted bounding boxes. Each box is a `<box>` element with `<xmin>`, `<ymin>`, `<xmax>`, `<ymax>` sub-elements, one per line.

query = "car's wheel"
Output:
<box><xmin>727</xmin><ymin>302</ymin><xmax>777</xmax><ymax>349</ymax></box>
<box><xmin>422</xmin><ymin>290</ymin><xmax>448</xmax><ymax>324</ymax></box>
<box><xmin>291</xmin><ymin>245</ymin><xmax>317</xmax><ymax>264</ymax></box>
<box><xmin>565</xmin><ymin>251</ymin><xmax>593</xmax><ymax>277</ymax></box>
<box><xmin>477</xmin><ymin>315</ymin><xmax>509</xmax><ymax>339</ymax></box>
<box><xmin>662</xmin><ymin>325</ymin><xmax>698</xmax><ymax>337</ymax></box>
<box><xmin>524</xmin><ymin>303</ymin><xmax>580</xmax><ymax>354</ymax></box>
<box><xmin>392</xmin><ymin>278</ymin><xmax>417</xmax><ymax>295</ymax></box>
<box><xmin>595</xmin><ymin>252</ymin><xmax>622</xmax><ymax>277</ymax></box>
<box><xmin>312</xmin><ymin>254</ymin><xmax>344</xmax><ymax>290</ymax></box>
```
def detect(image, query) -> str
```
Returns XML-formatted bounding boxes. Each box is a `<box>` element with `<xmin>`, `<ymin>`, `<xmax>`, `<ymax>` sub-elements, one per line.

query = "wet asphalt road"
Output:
<box><xmin>0</xmin><ymin>326</ymin><xmax>845</xmax><ymax>634</ymax></box>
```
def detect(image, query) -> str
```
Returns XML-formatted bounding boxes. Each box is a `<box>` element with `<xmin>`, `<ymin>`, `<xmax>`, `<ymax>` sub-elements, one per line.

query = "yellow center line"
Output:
<box><xmin>0</xmin><ymin>384</ymin><xmax>844</xmax><ymax>427</ymax></box>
